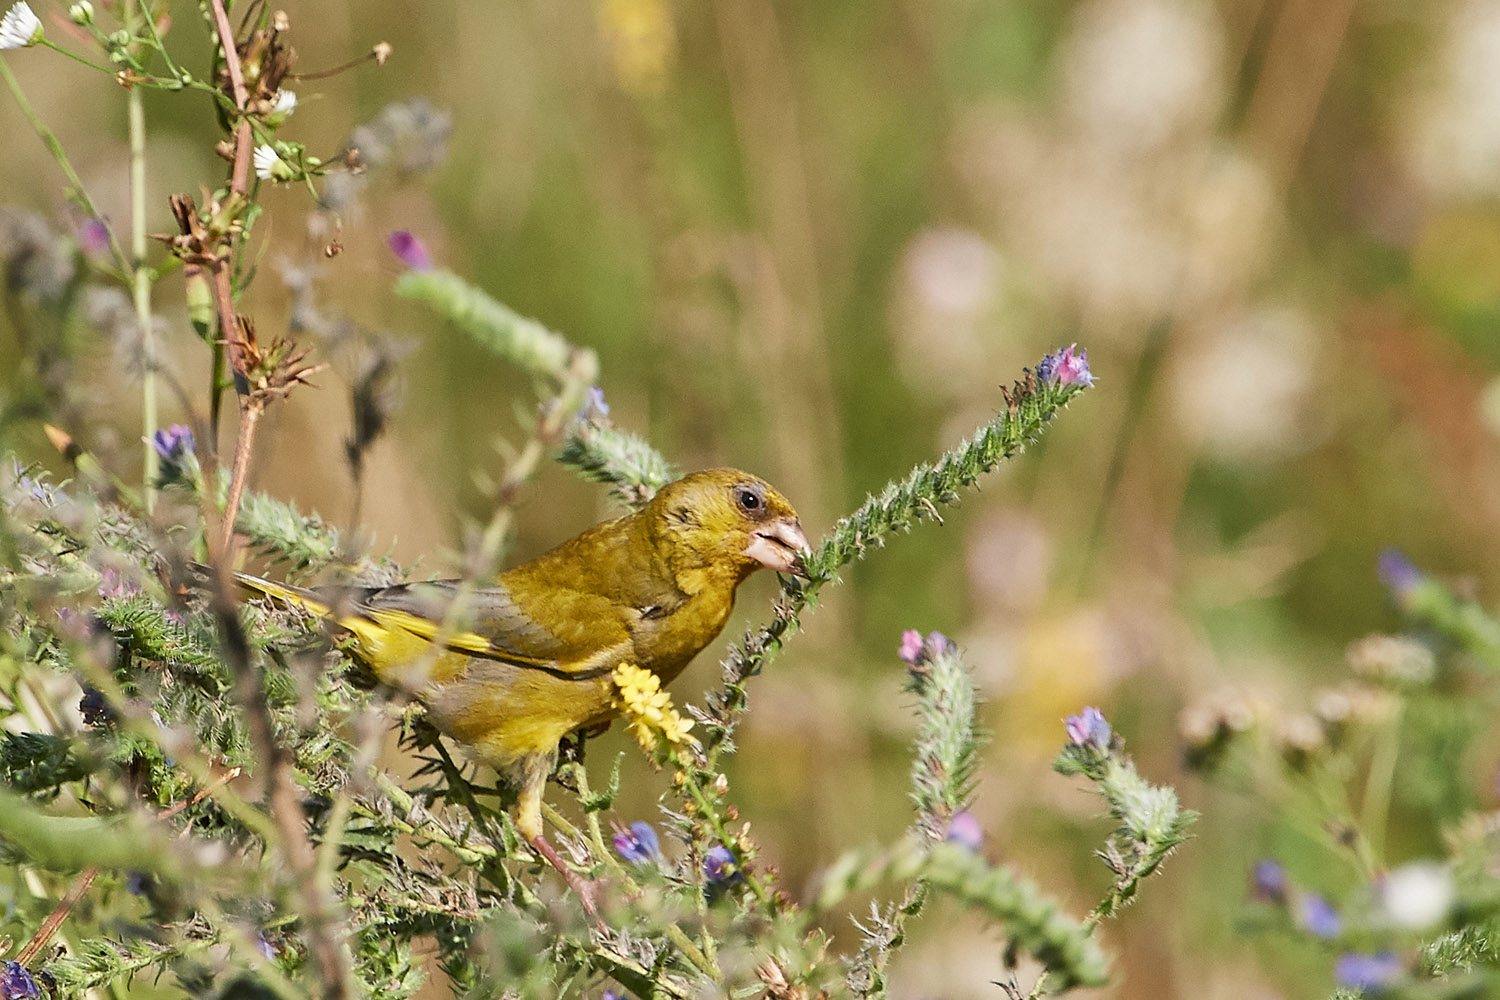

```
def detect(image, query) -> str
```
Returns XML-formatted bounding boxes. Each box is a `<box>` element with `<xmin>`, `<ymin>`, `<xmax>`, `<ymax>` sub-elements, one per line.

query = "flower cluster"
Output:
<box><xmin>1037</xmin><ymin>343</ymin><xmax>1093</xmax><ymax>387</ymax></box>
<box><xmin>611</xmin><ymin>661</ymin><xmax>696</xmax><ymax>752</ymax></box>
<box><xmin>1064</xmin><ymin>706</ymin><xmax>1112</xmax><ymax>750</ymax></box>
<box><xmin>386</xmin><ymin>229</ymin><xmax>432</xmax><ymax>271</ymax></box>
<box><xmin>151</xmin><ymin>424</ymin><xmax>195</xmax><ymax>483</ymax></box>
<box><xmin>897</xmin><ymin>628</ymin><xmax>954</xmax><ymax>667</ymax></box>
<box><xmin>0</xmin><ymin>961</ymin><xmax>39</xmax><ymax>1000</ymax></box>
<box><xmin>612</xmin><ymin>820</ymin><xmax>661</xmax><ymax>864</ymax></box>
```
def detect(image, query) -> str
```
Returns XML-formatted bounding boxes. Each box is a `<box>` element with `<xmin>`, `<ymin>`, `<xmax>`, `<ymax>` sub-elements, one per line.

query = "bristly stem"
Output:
<box><xmin>700</xmin><ymin>360</ymin><xmax>1093</xmax><ymax>766</ymax></box>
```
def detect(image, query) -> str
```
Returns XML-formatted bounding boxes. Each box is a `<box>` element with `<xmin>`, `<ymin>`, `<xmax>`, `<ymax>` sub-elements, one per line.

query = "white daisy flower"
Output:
<box><xmin>0</xmin><ymin>2</ymin><xmax>44</xmax><ymax>49</ymax></box>
<box><xmin>263</xmin><ymin>89</ymin><xmax>297</xmax><ymax>127</ymax></box>
<box><xmin>68</xmin><ymin>1</ymin><xmax>92</xmax><ymax>24</ymax></box>
<box><xmin>253</xmin><ymin>144</ymin><xmax>284</xmax><ymax>181</ymax></box>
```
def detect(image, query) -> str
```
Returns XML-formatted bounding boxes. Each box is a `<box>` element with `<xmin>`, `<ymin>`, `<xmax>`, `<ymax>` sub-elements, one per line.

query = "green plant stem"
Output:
<box><xmin>38</xmin><ymin>39</ymin><xmax>115</xmax><ymax>75</ymax></box>
<box><xmin>1360</xmin><ymin>700</ymin><xmax>1404</xmax><ymax>866</ymax></box>
<box><xmin>680</xmin><ymin>769</ymin><xmax>770</xmax><ymax>906</ymax></box>
<box><xmin>126</xmin><ymin>0</ymin><xmax>158</xmax><ymax>509</ymax></box>
<box><xmin>134</xmin><ymin>2</ymin><xmax>181</xmax><ymax>78</ymax></box>
<box><xmin>540</xmin><ymin>797</ymin><xmax>723</xmax><ymax>982</ymax></box>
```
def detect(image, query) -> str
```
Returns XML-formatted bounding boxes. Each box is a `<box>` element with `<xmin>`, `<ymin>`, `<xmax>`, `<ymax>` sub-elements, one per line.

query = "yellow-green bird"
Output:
<box><xmin>235</xmin><ymin>468</ymin><xmax>808</xmax><ymax>912</ymax></box>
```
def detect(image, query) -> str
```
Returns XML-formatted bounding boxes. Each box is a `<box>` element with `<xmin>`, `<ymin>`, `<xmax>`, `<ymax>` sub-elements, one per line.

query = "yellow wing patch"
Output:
<box><xmin>234</xmin><ymin>571</ymin><xmax>567</xmax><ymax>686</ymax></box>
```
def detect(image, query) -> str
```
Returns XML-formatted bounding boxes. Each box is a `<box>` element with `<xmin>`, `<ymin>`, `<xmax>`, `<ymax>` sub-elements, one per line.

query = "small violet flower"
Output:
<box><xmin>703</xmin><ymin>845</ymin><xmax>741</xmax><ymax>887</ymax></box>
<box><xmin>612</xmin><ymin>821</ymin><xmax>661</xmax><ymax>864</ymax></box>
<box><xmin>1377</xmin><ymin>548</ymin><xmax>1422</xmax><ymax>603</ymax></box>
<box><xmin>1252</xmin><ymin>858</ymin><xmax>1288</xmax><ymax>903</ymax></box>
<box><xmin>945</xmin><ymin>810</ymin><xmax>984</xmax><ymax>851</ymax></box>
<box><xmin>898</xmin><ymin>629</ymin><xmax>954</xmax><ymax>667</ymax></box>
<box><xmin>152</xmin><ymin>424</ymin><xmax>195</xmax><ymax>484</ymax></box>
<box><xmin>578</xmin><ymin>386</ymin><xmax>610</xmax><ymax>423</ymax></box>
<box><xmin>97</xmin><ymin>567</ymin><xmax>141</xmax><ymax>600</ymax></box>
<box><xmin>897</xmin><ymin>629</ymin><xmax>924</xmax><ymax>665</ymax></box>
<box><xmin>79</xmin><ymin>687</ymin><xmax>113</xmax><ymax>727</ymax></box>
<box><xmin>1334</xmin><ymin>951</ymin><xmax>1402</xmax><ymax>993</ymax></box>
<box><xmin>1037</xmin><ymin>344</ymin><xmax>1093</xmax><ymax>388</ymax></box>
<box><xmin>77</xmin><ymin>217</ymin><xmax>110</xmax><ymax>256</ymax></box>
<box><xmin>387</xmin><ymin>229</ymin><xmax>432</xmax><ymax>270</ymax></box>
<box><xmin>152</xmin><ymin>423</ymin><xmax>194</xmax><ymax>464</ymax></box>
<box><xmin>1063</xmin><ymin>706</ymin><xmax>1111</xmax><ymax>750</ymax></box>
<box><xmin>1297</xmin><ymin>892</ymin><xmax>1342</xmax><ymax>940</ymax></box>
<box><xmin>0</xmin><ymin>961</ymin><xmax>40</xmax><ymax>1000</ymax></box>
<box><xmin>0</xmin><ymin>2</ymin><xmax>43</xmax><ymax>50</ymax></box>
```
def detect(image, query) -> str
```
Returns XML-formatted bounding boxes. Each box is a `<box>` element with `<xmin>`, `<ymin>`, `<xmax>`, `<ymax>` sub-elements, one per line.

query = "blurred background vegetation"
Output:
<box><xmin>4</xmin><ymin>0</ymin><xmax>1500</xmax><ymax>996</ymax></box>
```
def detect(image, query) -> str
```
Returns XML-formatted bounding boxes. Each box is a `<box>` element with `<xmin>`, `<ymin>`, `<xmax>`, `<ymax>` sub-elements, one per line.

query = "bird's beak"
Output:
<box><xmin>745</xmin><ymin>518</ymin><xmax>811</xmax><ymax>577</ymax></box>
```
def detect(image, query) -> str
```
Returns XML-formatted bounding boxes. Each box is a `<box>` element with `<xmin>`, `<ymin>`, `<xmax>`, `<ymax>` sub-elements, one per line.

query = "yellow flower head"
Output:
<box><xmin>611</xmin><ymin>661</ymin><xmax>696</xmax><ymax>753</ymax></box>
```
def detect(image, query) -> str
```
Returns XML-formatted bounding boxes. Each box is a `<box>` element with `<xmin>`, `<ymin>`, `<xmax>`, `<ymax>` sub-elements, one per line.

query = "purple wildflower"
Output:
<box><xmin>945</xmin><ymin>811</ymin><xmax>984</xmax><ymax>851</ymax></box>
<box><xmin>1377</xmin><ymin>548</ymin><xmax>1422</xmax><ymax>603</ymax></box>
<box><xmin>77</xmin><ymin>217</ymin><xmax>110</xmax><ymax>256</ymax></box>
<box><xmin>1038</xmin><ymin>344</ymin><xmax>1093</xmax><ymax>388</ymax></box>
<box><xmin>926</xmin><ymin>630</ymin><xmax>954</xmax><ymax>656</ymax></box>
<box><xmin>1063</xmin><ymin>707</ymin><xmax>1111</xmax><ymax>750</ymax></box>
<box><xmin>898</xmin><ymin>629</ymin><xmax>924</xmax><ymax>665</ymax></box>
<box><xmin>1298</xmin><ymin>892</ymin><xmax>1342</xmax><ymax>939</ymax></box>
<box><xmin>703</xmin><ymin>845</ymin><xmax>741</xmax><ymax>886</ymax></box>
<box><xmin>1334</xmin><ymin>951</ymin><xmax>1402</xmax><ymax>992</ymax></box>
<box><xmin>580</xmin><ymin>386</ymin><xmax>610</xmax><ymax>421</ymax></box>
<box><xmin>0</xmin><ymin>962</ymin><xmax>40</xmax><ymax>1000</ymax></box>
<box><xmin>612</xmin><ymin>821</ymin><xmax>661</xmax><ymax>864</ymax></box>
<box><xmin>602</xmin><ymin>992</ymin><xmax>622</xmax><ymax>1000</ymax></box>
<box><xmin>1252</xmin><ymin>859</ymin><xmax>1288</xmax><ymax>903</ymax></box>
<box><xmin>96</xmin><ymin>567</ymin><xmax>140</xmax><ymax>600</ymax></box>
<box><xmin>151</xmin><ymin>425</ymin><xmax>195</xmax><ymax>483</ymax></box>
<box><xmin>386</xmin><ymin>229</ymin><xmax>432</xmax><ymax>270</ymax></box>
<box><xmin>79</xmin><ymin>687</ymin><xmax>113</xmax><ymax>727</ymax></box>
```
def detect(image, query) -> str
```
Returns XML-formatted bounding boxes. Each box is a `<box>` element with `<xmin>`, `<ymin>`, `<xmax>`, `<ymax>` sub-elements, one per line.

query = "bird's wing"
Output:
<box><xmin>349</xmin><ymin>580</ymin><xmax>633</xmax><ymax>680</ymax></box>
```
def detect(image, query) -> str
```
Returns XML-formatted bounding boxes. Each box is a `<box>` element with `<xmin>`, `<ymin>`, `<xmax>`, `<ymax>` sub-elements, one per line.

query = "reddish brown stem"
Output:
<box><xmin>14</xmin><ymin>866</ymin><xmax>99</xmax><ymax>966</ymax></box>
<box><xmin>220</xmin><ymin>396</ymin><xmax>264</xmax><ymax>558</ymax></box>
<box><xmin>207</xmin><ymin>0</ymin><xmax>252</xmax><ymax>196</ymax></box>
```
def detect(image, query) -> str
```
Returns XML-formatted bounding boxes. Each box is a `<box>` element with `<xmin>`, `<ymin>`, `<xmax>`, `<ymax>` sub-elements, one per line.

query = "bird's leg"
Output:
<box><xmin>517</xmin><ymin>776</ymin><xmax>607</xmax><ymax>929</ymax></box>
<box><xmin>528</xmin><ymin>831</ymin><xmax>605</xmax><ymax>925</ymax></box>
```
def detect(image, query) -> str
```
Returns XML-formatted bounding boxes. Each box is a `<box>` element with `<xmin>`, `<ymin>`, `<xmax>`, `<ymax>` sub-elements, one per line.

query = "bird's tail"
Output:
<box><xmin>185</xmin><ymin>561</ymin><xmax>337</xmax><ymax>618</ymax></box>
<box><xmin>231</xmin><ymin>569</ymin><xmax>335</xmax><ymax>617</ymax></box>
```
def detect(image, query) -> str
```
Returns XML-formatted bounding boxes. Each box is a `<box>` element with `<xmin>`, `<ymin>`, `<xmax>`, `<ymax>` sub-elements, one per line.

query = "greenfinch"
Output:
<box><xmin>234</xmin><ymin>468</ymin><xmax>808</xmax><ymax>912</ymax></box>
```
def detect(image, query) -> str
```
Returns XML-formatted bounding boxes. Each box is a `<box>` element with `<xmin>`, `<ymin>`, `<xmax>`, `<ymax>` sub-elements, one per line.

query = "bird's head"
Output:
<box><xmin>650</xmin><ymin>468</ymin><xmax>810</xmax><ymax>580</ymax></box>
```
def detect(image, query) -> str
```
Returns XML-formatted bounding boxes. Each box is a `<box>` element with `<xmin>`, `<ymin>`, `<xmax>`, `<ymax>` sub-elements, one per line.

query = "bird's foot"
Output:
<box><xmin>529</xmin><ymin>833</ymin><xmax>608</xmax><ymax>932</ymax></box>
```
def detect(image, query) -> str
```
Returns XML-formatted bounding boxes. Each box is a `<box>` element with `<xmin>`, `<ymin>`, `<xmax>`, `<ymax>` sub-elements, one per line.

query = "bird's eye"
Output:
<box><xmin>734</xmin><ymin>486</ymin><xmax>762</xmax><ymax>512</ymax></box>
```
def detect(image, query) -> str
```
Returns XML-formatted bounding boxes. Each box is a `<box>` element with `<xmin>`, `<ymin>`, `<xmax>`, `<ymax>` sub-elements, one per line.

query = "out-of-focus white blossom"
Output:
<box><xmin>1379</xmin><ymin>861</ymin><xmax>1455</xmax><ymax>931</ymax></box>
<box><xmin>1059</xmin><ymin>0</ymin><xmax>1224</xmax><ymax>156</ymax></box>
<box><xmin>1171</xmin><ymin>307</ymin><xmax>1321</xmax><ymax>460</ymax></box>
<box><xmin>1403</xmin><ymin>0</ymin><xmax>1500</xmax><ymax>196</ymax></box>
<box><xmin>891</xmin><ymin>227</ymin><xmax>1004</xmax><ymax>393</ymax></box>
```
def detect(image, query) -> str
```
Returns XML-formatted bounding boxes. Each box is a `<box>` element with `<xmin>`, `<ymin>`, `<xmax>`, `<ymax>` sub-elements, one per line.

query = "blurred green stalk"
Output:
<box><xmin>129</xmin><ymin>0</ymin><xmax>158</xmax><ymax>509</ymax></box>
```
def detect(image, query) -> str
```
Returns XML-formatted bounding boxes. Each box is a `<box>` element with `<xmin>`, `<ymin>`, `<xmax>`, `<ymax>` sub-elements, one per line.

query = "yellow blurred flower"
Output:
<box><xmin>612</xmin><ymin>661</ymin><xmax>696</xmax><ymax>752</ymax></box>
<box><xmin>597</xmin><ymin>0</ymin><xmax>676</xmax><ymax>97</ymax></box>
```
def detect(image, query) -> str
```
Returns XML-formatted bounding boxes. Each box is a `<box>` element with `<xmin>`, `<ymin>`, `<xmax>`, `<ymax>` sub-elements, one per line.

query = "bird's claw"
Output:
<box><xmin>529</xmin><ymin>833</ymin><xmax>609</xmax><ymax>932</ymax></box>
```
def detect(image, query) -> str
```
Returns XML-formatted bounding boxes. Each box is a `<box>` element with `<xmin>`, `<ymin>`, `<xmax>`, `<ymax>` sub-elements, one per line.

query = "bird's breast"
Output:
<box><xmin>628</xmin><ymin>589</ymin><xmax>735</xmax><ymax>686</ymax></box>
